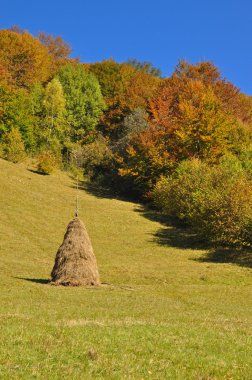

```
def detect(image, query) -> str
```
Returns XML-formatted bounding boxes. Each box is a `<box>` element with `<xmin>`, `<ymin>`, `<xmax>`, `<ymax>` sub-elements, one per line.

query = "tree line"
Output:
<box><xmin>1</xmin><ymin>27</ymin><xmax>252</xmax><ymax>246</ymax></box>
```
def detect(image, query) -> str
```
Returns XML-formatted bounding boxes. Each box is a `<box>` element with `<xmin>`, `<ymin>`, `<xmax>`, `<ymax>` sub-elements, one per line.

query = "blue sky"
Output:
<box><xmin>2</xmin><ymin>0</ymin><xmax>252</xmax><ymax>94</ymax></box>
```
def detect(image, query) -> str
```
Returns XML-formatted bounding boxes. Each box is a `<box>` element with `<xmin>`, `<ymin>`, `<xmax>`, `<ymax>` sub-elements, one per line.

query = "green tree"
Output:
<box><xmin>1</xmin><ymin>127</ymin><xmax>26</xmax><ymax>162</ymax></box>
<box><xmin>0</xmin><ymin>86</ymin><xmax>36</xmax><ymax>150</ymax></box>
<box><xmin>89</xmin><ymin>59</ymin><xmax>123</xmax><ymax>99</ymax></box>
<box><xmin>58</xmin><ymin>65</ymin><xmax>105</xmax><ymax>142</ymax></box>
<box><xmin>43</xmin><ymin>78</ymin><xmax>66</xmax><ymax>139</ymax></box>
<box><xmin>30</xmin><ymin>83</ymin><xmax>44</xmax><ymax>116</ymax></box>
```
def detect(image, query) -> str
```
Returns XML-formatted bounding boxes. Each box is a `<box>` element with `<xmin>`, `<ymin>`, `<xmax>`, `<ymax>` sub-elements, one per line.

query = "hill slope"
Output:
<box><xmin>0</xmin><ymin>158</ymin><xmax>251</xmax><ymax>379</ymax></box>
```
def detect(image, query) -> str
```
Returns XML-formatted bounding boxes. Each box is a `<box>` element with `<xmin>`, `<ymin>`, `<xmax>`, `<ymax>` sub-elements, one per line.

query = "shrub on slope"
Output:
<box><xmin>153</xmin><ymin>156</ymin><xmax>252</xmax><ymax>246</ymax></box>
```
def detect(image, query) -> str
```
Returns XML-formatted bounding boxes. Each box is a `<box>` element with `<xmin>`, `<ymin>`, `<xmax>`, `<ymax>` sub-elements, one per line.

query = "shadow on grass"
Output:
<box><xmin>153</xmin><ymin>227</ymin><xmax>210</xmax><ymax>250</ymax></box>
<box><xmin>135</xmin><ymin>206</ymin><xmax>207</xmax><ymax>249</ymax></box>
<box><xmin>136</xmin><ymin>205</ymin><xmax>252</xmax><ymax>269</ymax></box>
<box><xmin>27</xmin><ymin>168</ymin><xmax>49</xmax><ymax>176</ymax></box>
<box><xmin>195</xmin><ymin>247</ymin><xmax>252</xmax><ymax>268</ymax></box>
<box><xmin>14</xmin><ymin>277</ymin><xmax>135</xmax><ymax>290</ymax></box>
<box><xmin>72</xmin><ymin>179</ymin><xmax>137</xmax><ymax>203</ymax></box>
<box><xmin>14</xmin><ymin>277</ymin><xmax>50</xmax><ymax>284</ymax></box>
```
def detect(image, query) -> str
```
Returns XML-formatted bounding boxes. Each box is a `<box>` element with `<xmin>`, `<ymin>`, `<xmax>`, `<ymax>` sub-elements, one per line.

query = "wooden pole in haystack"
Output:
<box><xmin>75</xmin><ymin>176</ymin><xmax>79</xmax><ymax>217</ymax></box>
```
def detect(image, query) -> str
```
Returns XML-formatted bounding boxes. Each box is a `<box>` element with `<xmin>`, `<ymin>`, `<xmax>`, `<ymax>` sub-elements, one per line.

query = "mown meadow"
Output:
<box><xmin>0</xmin><ymin>158</ymin><xmax>251</xmax><ymax>379</ymax></box>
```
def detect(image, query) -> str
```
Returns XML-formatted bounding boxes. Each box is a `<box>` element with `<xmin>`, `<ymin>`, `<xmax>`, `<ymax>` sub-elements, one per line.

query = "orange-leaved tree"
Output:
<box><xmin>38</xmin><ymin>32</ymin><xmax>77</xmax><ymax>75</ymax></box>
<box><xmin>117</xmin><ymin>61</ymin><xmax>251</xmax><ymax>197</ymax></box>
<box><xmin>0</xmin><ymin>29</ymin><xmax>51</xmax><ymax>88</ymax></box>
<box><xmin>89</xmin><ymin>59</ymin><xmax>161</xmax><ymax>140</ymax></box>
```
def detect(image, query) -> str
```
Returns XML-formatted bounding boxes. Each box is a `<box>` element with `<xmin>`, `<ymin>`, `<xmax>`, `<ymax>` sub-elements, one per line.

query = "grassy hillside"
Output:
<box><xmin>0</xmin><ymin>158</ymin><xmax>251</xmax><ymax>379</ymax></box>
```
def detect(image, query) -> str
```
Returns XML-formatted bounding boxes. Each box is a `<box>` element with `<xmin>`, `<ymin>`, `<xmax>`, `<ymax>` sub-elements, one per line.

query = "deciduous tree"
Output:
<box><xmin>43</xmin><ymin>78</ymin><xmax>66</xmax><ymax>139</ymax></box>
<box><xmin>58</xmin><ymin>65</ymin><xmax>105</xmax><ymax>142</ymax></box>
<box><xmin>0</xmin><ymin>29</ymin><xmax>51</xmax><ymax>88</ymax></box>
<box><xmin>38</xmin><ymin>32</ymin><xmax>76</xmax><ymax>74</ymax></box>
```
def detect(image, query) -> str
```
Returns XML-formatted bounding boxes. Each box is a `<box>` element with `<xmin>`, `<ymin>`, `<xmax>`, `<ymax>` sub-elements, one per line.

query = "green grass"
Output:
<box><xmin>0</xmin><ymin>158</ymin><xmax>251</xmax><ymax>380</ymax></box>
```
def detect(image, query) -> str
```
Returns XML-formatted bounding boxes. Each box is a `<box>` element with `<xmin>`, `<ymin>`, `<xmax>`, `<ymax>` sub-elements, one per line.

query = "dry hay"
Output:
<box><xmin>50</xmin><ymin>217</ymin><xmax>100</xmax><ymax>286</ymax></box>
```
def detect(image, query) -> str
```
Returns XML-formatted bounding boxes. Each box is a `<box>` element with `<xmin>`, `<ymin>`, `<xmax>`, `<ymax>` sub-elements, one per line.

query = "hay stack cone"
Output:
<box><xmin>51</xmin><ymin>217</ymin><xmax>100</xmax><ymax>286</ymax></box>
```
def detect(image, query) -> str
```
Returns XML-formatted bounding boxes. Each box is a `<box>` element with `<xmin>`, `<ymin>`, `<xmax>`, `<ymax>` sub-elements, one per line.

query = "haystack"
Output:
<box><xmin>51</xmin><ymin>217</ymin><xmax>100</xmax><ymax>286</ymax></box>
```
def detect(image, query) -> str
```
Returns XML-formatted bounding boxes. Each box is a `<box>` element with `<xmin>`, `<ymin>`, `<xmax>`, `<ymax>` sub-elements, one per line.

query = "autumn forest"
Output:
<box><xmin>1</xmin><ymin>27</ymin><xmax>252</xmax><ymax>246</ymax></box>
